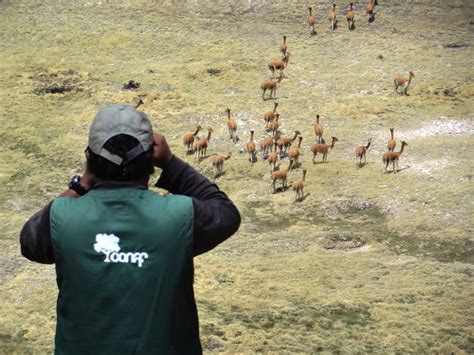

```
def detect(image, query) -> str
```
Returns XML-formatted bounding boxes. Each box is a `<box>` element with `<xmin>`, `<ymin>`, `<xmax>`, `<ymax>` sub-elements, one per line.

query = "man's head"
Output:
<box><xmin>87</xmin><ymin>104</ymin><xmax>155</xmax><ymax>182</ymax></box>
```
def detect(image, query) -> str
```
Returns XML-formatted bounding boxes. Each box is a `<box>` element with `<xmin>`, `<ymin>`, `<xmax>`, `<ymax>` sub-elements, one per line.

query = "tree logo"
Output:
<box><xmin>93</xmin><ymin>233</ymin><xmax>149</xmax><ymax>268</ymax></box>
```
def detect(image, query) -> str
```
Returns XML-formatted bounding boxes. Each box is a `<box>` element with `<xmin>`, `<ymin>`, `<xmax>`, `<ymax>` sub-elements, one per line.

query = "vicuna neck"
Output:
<box><xmin>399</xmin><ymin>143</ymin><xmax>406</xmax><ymax>154</ymax></box>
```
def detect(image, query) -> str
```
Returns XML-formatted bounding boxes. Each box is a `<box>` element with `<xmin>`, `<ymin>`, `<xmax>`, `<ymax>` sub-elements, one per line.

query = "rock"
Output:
<box><xmin>207</xmin><ymin>68</ymin><xmax>221</xmax><ymax>76</ymax></box>
<box><xmin>443</xmin><ymin>43</ymin><xmax>469</xmax><ymax>49</ymax></box>
<box><xmin>122</xmin><ymin>80</ymin><xmax>140</xmax><ymax>90</ymax></box>
<box><xmin>443</xmin><ymin>88</ymin><xmax>456</xmax><ymax>97</ymax></box>
<box><xmin>204</xmin><ymin>339</ymin><xmax>224</xmax><ymax>351</ymax></box>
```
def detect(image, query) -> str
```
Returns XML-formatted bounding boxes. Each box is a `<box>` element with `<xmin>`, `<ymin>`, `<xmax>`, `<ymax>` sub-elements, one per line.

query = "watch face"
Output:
<box><xmin>69</xmin><ymin>175</ymin><xmax>81</xmax><ymax>188</ymax></box>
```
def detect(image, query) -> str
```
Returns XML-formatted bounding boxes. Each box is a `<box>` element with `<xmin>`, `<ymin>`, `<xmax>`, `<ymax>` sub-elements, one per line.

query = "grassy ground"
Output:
<box><xmin>0</xmin><ymin>0</ymin><xmax>473</xmax><ymax>353</ymax></box>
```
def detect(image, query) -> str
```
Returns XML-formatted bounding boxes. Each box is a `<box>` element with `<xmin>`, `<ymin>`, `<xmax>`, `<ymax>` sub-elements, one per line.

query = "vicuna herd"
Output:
<box><xmin>141</xmin><ymin>2</ymin><xmax>414</xmax><ymax>201</ymax></box>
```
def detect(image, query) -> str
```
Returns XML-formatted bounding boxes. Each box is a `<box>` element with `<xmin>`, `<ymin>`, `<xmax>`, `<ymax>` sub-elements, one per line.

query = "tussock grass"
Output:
<box><xmin>0</xmin><ymin>0</ymin><xmax>473</xmax><ymax>353</ymax></box>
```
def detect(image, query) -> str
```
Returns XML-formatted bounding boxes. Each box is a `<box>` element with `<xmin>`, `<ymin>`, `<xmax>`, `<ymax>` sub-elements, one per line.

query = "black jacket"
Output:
<box><xmin>20</xmin><ymin>155</ymin><xmax>241</xmax><ymax>262</ymax></box>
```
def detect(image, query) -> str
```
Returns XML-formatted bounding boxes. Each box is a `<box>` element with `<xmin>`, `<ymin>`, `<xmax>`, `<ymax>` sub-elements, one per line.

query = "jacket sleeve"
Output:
<box><xmin>20</xmin><ymin>202</ymin><xmax>55</xmax><ymax>264</ymax></box>
<box><xmin>155</xmin><ymin>155</ymin><xmax>241</xmax><ymax>256</ymax></box>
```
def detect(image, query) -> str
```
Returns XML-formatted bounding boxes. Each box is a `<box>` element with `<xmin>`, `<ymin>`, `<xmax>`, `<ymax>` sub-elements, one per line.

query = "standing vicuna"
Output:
<box><xmin>261</xmin><ymin>75</ymin><xmax>283</xmax><ymax>100</ymax></box>
<box><xmin>263</xmin><ymin>102</ymin><xmax>279</xmax><ymax>128</ymax></box>
<box><xmin>270</xmin><ymin>160</ymin><xmax>293</xmax><ymax>193</ymax></box>
<box><xmin>211</xmin><ymin>153</ymin><xmax>231</xmax><ymax>178</ymax></box>
<box><xmin>268</xmin><ymin>114</ymin><xmax>280</xmax><ymax>136</ymax></box>
<box><xmin>246</xmin><ymin>130</ymin><xmax>256</xmax><ymax>165</ymax></box>
<box><xmin>383</xmin><ymin>141</ymin><xmax>408</xmax><ymax>174</ymax></box>
<box><xmin>183</xmin><ymin>125</ymin><xmax>202</xmax><ymax>153</ymax></box>
<box><xmin>267</xmin><ymin>141</ymin><xmax>279</xmax><ymax>172</ymax></box>
<box><xmin>394</xmin><ymin>71</ymin><xmax>415</xmax><ymax>96</ymax></box>
<box><xmin>225</xmin><ymin>108</ymin><xmax>238</xmax><ymax>143</ymax></box>
<box><xmin>308</xmin><ymin>7</ymin><xmax>316</xmax><ymax>37</ymax></box>
<box><xmin>387</xmin><ymin>127</ymin><xmax>396</xmax><ymax>151</ymax></box>
<box><xmin>366</xmin><ymin>0</ymin><xmax>377</xmax><ymax>23</ymax></box>
<box><xmin>311</xmin><ymin>136</ymin><xmax>339</xmax><ymax>163</ymax></box>
<box><xmin>279</xmin><ymin>35</ymin><xmax>288</xmax><ymax>56</ymax></box>
<box><xmin>288</xmin><ymin>136</ymin><xmax>303</xmax><ymax>168</ymax></box>
<box><xmin>268</xmin><ymin>53</ymin><xmax>290</xmax><ymax>79</ymax></box>
<box><xmin>355</xmin><ymin>138</ymin><xmax>372</xmax><ymax>166</ymax></box>
<box><xmin>133</xmin><ymin>97</ymin><xmax>144</xmax><ymax>109</ymax></box>
<box><xmin>346</xmin><ymin>2</ymin><xmax>355</xmax><ymax>30</ymax></box>
<box><xmin>193</xmin><ymin>128</ymin><xmax>213</xmax><ymax>161</ymax></box>
<box><xmin>314</xmin><ymin>114</ymin><xmax>324</xmax><ymax>143</ymax></box>
<box><xmin>329</xmin><ymin>4</ymin><xmax>337</xmax><ymax>30</ymax></box>
<box><xmin>292</xmin><ymin>169</ymin><xmax>307</xmax><ymax>201</ymax></box>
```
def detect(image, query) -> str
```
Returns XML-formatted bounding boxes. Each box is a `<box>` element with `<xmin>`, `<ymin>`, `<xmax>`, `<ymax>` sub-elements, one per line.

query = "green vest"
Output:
<box><xmin>50</xmin><ymin>188</ymin><xmax>200</xmax><ymax>354</ymax></box>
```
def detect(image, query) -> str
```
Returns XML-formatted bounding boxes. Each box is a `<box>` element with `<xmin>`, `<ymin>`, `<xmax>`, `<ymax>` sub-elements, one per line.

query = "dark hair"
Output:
<box><xmin>87</xmin><ymin>134</ymin><xmax>154</xmax><ymax>182</ymax></box>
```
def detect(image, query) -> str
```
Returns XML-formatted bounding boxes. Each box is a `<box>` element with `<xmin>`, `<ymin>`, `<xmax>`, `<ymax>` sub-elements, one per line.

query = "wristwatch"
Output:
<box><xmin>68</xmin><ymin>175</ymin><xmax>88</xmax><ymax>196</ymax></box>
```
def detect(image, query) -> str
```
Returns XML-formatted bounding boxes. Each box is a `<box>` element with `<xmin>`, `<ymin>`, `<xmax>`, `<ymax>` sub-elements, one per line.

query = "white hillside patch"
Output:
<box><xmin>404</xmin><ymin>157</ymin><xmax>451</xmax><ymax>175</ymax></box>
<box><xmin>397</xmin><ymin>118</ymin><xmax>472</xmax><ymax>175</ymax></box>
<box><xmin>398</xmin><ymin>118</ymin><xmax>474</xmax><ymax>139</ymax></box>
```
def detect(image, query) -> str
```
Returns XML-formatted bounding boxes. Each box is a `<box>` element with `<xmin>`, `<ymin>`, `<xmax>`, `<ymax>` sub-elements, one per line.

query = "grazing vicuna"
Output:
<box><xmin>383</xmin><ymin>141</ymin><xmax>408</xmax><ymax>174</ymax></box>
<box><xmin>277</xmin><ymin>130</ymin><xmax>301</xmax><ymax>157</ymax></box>
<box><xmin>314</xmin><ymin>114</ymin><xmax>323</xmax><ymax>143</ymax></box>
<box><xmin>355</xmin><ymin>138</ymin><xmax>371</xmax><ymax>166</ymax></box>
<box><xmin>211</xmin><ymin>153</ymin><xmax>231</xmax><ymax>177</ymax></box>
<box><xmin>329</xmin><ymin>4</ymin><xmax>337</xmax><ymax>30</ymax></box>
<box><xmin>346</xmin><ymin>2</ymin><xmax>355</xmax><ymax>30</ymax></box>
<box><xmin>268</xmin><ymin>53</ymin><xmax>290</xmax><ymax>79</ymax></box>
<box><xmin>263</xmin><ymin>102</ymin><xmax>279</xmax><ymax>128</ymax></box>
<box><xmin>308</xmin><ymin>7</ymin><xmax>316</xmax><ymax>37</ymax></box>
<box><xmin>311</xmin><ymin>136</ymin><xmax>339</xmax><ymax>163</ymax></box>
<box><xmin>270</xmin><ymin>160</ymin><xmax>293</xmax><ymax>193</ymax></box>
<box><xmin>260</xmin><ymin>135</ymin><xmax>274</xmax><ymax>158</ymax></box>
<box><xmin>194</xmin><ymin>128</ymin><xmax>213</xmax><ymax>160</ymax></box>
<box><xmin>183</xmin><ymin>125</ymin><xmax>202</xmax><ymax>153</ymax></box>
<box><xmin>246</xmin><ymin>130</ymin><xmax>256</xmax><ymax>164</ymax></box>
<box><xmin>292</xmin><ymin>169</ymin><xmax>307</xmax><ymax>201</ymax></box>
<box><xmin>261</xmin><ymin>75</ymin><xmax>283</xmax><ymax>100</ymax></box>
<box><xmin>279</xmin><ymin>35</ymin><xmax>288</xmax><ymax>56</ymax></box>
<box><xmin>288</xmin><ymin>136</ymin><xmax>303</xmax><ymax>167</ymax></box>
<box><xmin>225</xmin><ymin>108</ymin><xmax>238</xmax><ymax>143</ymax></box>
<box><xmin>267</xmin><ymin>141</ymin><xmax>279</xmax><ymax>172</ymax></box>
<box><xmin>387</xmin><ymin>127</ymin><xmax>396</xmax><ymax>151</ymax></box>
<box><xmin>394</xmin><ymin>71</ymin><xmax>415</xmax><ymax>96</ymax></box>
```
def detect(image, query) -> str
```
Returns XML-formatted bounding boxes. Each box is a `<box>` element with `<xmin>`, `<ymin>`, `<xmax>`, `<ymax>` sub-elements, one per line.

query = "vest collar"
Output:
<box><xmin>93</xmin><ymin>180</ymin><xmax>148</xmax><ymax>190</ymax></box>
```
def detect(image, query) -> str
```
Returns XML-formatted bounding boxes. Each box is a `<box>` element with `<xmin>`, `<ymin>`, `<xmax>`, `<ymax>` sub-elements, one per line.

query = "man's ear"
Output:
<box><xmin>84</xmin><ymin>148</ymin><xmax>90</xmax><ymax>160</ymax></box>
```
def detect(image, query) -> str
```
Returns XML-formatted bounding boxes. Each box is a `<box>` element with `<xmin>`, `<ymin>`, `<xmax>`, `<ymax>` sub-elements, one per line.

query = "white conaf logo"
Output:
<box><xmin>93</xmin><ymin>233</ymin><xmax>149</xmax><ymax>267</ymax></box>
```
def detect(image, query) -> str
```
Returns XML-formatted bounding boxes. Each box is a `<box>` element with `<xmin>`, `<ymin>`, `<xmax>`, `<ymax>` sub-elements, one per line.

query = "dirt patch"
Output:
<box><xmin>30</xmin><ymin>69</ymin><xmax>88</xmax><ymax>95</ymax></box>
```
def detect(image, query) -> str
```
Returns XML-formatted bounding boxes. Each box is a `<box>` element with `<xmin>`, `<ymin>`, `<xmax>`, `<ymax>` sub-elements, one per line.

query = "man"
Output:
<box><xmin>20</xmin><ymin>104</ymin><xmax>241</xmax><ymax>354</ymax></box>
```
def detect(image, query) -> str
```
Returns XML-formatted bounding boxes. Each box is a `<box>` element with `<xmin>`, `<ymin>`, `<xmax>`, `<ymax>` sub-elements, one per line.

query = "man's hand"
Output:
<box><xmin>153</xmin><ymin>133</ymin><xmax>173</xmax><ymax>169</ymax></box>
<box><xmin>80</xmin><ymin>168</ymin><xmax>96</xmax><ymax>191</ymax></box>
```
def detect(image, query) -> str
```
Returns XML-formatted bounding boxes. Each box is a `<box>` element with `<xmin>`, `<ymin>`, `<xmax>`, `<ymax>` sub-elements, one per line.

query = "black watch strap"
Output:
<box><xmin>68</xmin><ymin>175</ymin><xmax>88</xmax><ymax>196</ymax></box>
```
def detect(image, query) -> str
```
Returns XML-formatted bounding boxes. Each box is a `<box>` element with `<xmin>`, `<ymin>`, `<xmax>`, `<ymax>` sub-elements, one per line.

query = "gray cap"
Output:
<box><xmin>88</xmin><ymin>104</ymin><xmax>153</xmax><ymax>165</ymax></box>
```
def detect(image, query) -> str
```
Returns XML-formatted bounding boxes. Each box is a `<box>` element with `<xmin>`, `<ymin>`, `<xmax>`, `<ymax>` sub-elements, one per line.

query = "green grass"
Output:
<box><xmin>0</xmin><ymin>1</ymin><xmax>473</xmax><ymax>353</ymax></box>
